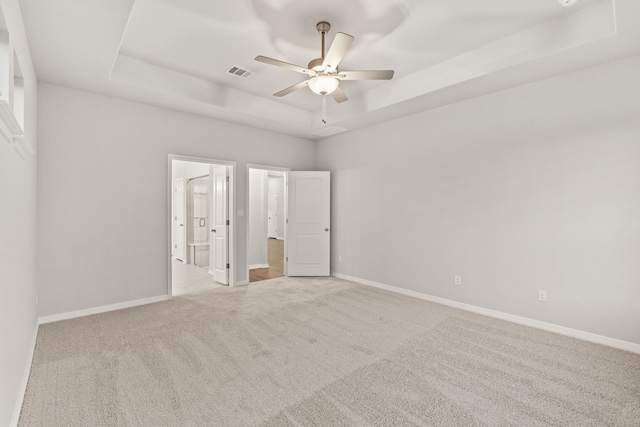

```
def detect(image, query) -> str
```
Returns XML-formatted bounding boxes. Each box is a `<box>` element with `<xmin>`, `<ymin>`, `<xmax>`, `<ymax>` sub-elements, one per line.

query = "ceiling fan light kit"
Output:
<box><xmin>255</xmin><ymin>21</ymin><xmax>394</xmax><ymax>104</ymax></box>
<box><xmin>308</xmin><ymin>75</ymin><xmax>339</xmax><ymax>95</ymax></box>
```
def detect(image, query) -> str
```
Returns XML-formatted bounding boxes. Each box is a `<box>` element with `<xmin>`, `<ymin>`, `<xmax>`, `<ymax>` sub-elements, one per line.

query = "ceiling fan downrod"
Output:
<box><xmin>317</xmin><ymin>21</ymin><xmax>330</xmax><ymax>60</ymax></box>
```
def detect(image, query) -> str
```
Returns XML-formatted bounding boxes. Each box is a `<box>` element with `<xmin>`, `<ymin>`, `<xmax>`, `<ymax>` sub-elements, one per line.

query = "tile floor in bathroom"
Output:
<box><xmin>172</xmin><ymin>259</ymin><xmax>225</xmax><ymax>296</ymax></box>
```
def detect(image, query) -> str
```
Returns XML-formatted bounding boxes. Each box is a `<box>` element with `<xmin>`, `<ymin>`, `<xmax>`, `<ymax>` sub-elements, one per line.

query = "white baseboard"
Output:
<box><xmin>38</xmin><ymin>295</ymin><xmax>170</xmax><ymax>325</ymax></box>
<box><xmin>10</xmin><ymin>321</ymin><xmax>38</xmax><ymax>427</ymax></box>
<box><xmin>234</xmin><ymin>280</ymin><xmax>249</xmax><ymax>286</ymax></box>
<box><xmin>249</xmin><ymin>264</ymin><xmax>269</xmax><ymax>270</ymax></box>
<box><xmin>333</xmin><ymin>273</ymin><xmax>640</xmax><ymax>355</ymax></box>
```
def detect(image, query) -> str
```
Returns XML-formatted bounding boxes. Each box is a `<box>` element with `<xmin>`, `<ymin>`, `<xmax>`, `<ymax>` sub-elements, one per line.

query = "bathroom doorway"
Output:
<box><xmin>169</xmin><ymin>156</ymin><xmax>235</xmax><ymax>296</ymax></box>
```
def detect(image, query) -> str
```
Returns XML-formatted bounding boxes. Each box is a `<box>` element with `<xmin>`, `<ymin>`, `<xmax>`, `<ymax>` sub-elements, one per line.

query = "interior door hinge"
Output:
<box><xmin>226</xmin><ymin>176</ymin><xmax>229</xmax><ymax>182</ymax></box>
<box><xmin>226</xmin><ymin>263</ymin><xmax>230</xmax><ymax>269</ymax></box>
<box><xmin>226</xmin><ymin>220</ymin><xmax>230</xmax><ymax>225</ymax></box>
<box><xmin>286</xmin><ymin>219</ymin><xmax>288</xmax><ymax>224</ymax></box>
<box><xmin>286</xmin><ymin>257</ymin><xmax>288</xmax><ymax>262</ymax></box>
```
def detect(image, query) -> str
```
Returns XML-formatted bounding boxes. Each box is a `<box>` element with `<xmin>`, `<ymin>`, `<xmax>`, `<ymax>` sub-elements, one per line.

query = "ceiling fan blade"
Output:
<box><xmin>322</xmin><ymin>32</ymin><xmax>354</xmax><ymax>72</ymax></box>
<box><xmin>330</xmin><ymin>86</ymin><xmax>348</xmax><ymax>103</ymax></box>
<box><xmin>255</xmin><ymin>55</ymin><xmax>313</xmax><ymax>75</ymax></box>
<box><xmin>338</xmin><ymin>70</ymin><xmax>395</xmax><ymax>80</ymax></box>
<box><xmin>273</xmin><ymin>80</ymin><xmax>309</xmax><ymax>97</ymax></box>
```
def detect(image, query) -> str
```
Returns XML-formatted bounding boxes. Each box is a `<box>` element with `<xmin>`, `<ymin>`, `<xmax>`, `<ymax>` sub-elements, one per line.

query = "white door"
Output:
<box><xmin>211</xmin><ymin>166</ymin><xmax>229</xmax><ymax>284</ymax></box>
<box><xmin>268</xmin><ymin>192</ymin><xmax>278</xmax><ymax>238</ymax></box>
<box><xmin>173</xmin><ymin>178</ymin><xmax>186</xmax><ymax>262</ymax></box>
<box><xmin>287</xmin><ymin>171</ymin><xmax>330</xmax><ymax>276</ymax></box>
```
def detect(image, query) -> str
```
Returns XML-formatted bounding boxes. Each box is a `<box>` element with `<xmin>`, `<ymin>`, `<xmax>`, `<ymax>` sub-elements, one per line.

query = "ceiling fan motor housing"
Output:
<box><xmin>308</xmin><ymin>57</ymin><xmax>325</xmax><ymax>72</ymax></box>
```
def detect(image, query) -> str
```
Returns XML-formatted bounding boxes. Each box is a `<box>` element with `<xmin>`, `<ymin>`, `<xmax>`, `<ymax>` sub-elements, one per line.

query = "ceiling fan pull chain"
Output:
<box><xmin>322</xmin><ymin>94</ymin><xmax>327</xmax><ymax>124</ymax></box>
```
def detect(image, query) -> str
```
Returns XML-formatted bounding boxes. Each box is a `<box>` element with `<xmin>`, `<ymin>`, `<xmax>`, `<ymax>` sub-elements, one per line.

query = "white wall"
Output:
<box><xmin>248</xmin><ymin>168</ymin><xmax>268</xmax><ymax>268</ymax></box>
<box><xmin>268</xmin><ymin>175</ymin><xmax>285</xmax><ymax>239</ymax></box>
<box><xmin>316</xmin><ymin>54</ymin><xmax>640</xmax><ymax>345</ymax></box>
<box><xmin>0</xmin><ymin>1</ymin><xmax>38</xmax><ymax>425</ymax></box>
<box><xmin>37</xmin><ymin>83</ymin><xmax>315</xmax><ymax>317</ymax></box>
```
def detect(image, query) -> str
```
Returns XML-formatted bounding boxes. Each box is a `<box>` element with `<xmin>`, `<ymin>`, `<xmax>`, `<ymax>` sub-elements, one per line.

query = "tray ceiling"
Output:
<box><xmin>19</xmin><ymin>0</ymin><xmax>640</xmax><ymax>139</ymax></box>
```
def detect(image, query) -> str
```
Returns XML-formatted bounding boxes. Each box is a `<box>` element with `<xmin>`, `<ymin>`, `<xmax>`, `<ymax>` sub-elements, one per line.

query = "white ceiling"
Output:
<box><xmin>18</xmin><ymin>0</ymin><xmax>640</xmax><ymax>139</ymax></box>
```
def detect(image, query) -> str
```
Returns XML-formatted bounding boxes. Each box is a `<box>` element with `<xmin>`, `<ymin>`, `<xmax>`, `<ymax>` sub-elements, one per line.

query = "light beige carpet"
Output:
<box><xmin>19</xmin><ymin>277</ymin><xmax>640</xmax><ymax>426</ymax></box>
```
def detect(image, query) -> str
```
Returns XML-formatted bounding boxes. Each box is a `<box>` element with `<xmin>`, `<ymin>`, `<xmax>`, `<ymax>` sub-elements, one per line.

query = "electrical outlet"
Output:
<box><xmin>454</xmin><ymin>275</ymin><xmax>462</xmax><ymax>285</ymax></box>
<box><xmin>538</xmin><ymin>290</ymin><xmax>547</xmax><ymax>302</ymax></box>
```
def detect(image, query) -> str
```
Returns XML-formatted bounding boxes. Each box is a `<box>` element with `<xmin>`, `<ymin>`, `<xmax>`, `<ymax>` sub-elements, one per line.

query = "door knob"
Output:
<box><xmin>325</xmin><ymin>228</ymin><xmax>329</xmax><ymax>232</ymax></box>
<box><xmin>212</xmin><ymin>229</ymin><xmax>216</xmax><ymax>233</ymax></box>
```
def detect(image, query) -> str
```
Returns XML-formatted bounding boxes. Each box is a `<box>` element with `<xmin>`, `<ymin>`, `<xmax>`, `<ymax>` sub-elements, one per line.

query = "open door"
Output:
<box><xmin>211</xmin><ymin>165</ymin><xmax>229</xmax><ymax>284</ymax></box>
<box><xmin>287</xmin><ymin>171</ymin><xmax>330</xmax><ymax>276</ymax></box>
<box><xmin>173</xmin><ymin>178</ymin><xmax>186</xmax><ymax>262</ymax></box>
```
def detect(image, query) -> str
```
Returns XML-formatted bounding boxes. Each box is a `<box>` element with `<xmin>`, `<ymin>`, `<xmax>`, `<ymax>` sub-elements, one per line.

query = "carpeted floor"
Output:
<box><xmin>19</xmin><ymin>277</ymin><xmax>640</xmax><ymax>426</ymax></box>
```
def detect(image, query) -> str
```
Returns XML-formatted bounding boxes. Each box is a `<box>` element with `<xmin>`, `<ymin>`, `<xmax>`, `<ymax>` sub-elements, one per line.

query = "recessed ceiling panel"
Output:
<box><xmin>19</xmin><ymin>0</ymin><xmax>639</xmax><ymax>139</ymax></box>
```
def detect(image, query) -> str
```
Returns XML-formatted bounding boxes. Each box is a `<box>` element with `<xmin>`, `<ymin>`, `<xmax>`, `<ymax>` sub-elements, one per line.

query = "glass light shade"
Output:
<box><xmin>308</xmin><ymin>75</ymin><xmax>339</xmax><ymax>95</ymax></box>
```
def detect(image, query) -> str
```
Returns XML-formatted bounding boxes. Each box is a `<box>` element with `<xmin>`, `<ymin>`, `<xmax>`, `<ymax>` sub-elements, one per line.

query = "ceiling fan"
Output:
<box><xmin>255</xmin><ymin>21</ymin><xmax>394</xmax><ymax>104</ymax></box>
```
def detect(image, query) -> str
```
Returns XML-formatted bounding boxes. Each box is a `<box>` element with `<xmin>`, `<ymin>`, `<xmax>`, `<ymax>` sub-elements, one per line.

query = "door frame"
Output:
<box><xmin>246</xmin><ymin>164</ymin><xmax>289</xmax><ymax>283</ymax></box>
<box><xmin>168</xmin><ymin>154</ymin><xmax>236</xmax><ymax>297</ymax></box>
<box><xmin>172</xmin><ymin>177</ymin><xmax>186</xmax><ymax>262</ymax></box>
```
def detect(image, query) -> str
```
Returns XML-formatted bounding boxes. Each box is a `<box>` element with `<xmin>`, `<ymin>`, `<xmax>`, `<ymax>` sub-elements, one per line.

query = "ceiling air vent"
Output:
<box><xmin>226</xmin><ymin>65</ymin><xmax>254</xmax><ymax>79</ymax></box>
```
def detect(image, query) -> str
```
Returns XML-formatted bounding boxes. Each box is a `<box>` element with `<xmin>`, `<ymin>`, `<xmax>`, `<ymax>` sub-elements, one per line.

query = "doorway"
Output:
<box><xmin>247</xmin><ymin>165</ymin><xmax>288</xmax><ymax>283</ymax></box>
<box><xmin>169</xmin><ymin>156</ymin><xmax>235</xmax><ymax>296</ymax></box>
